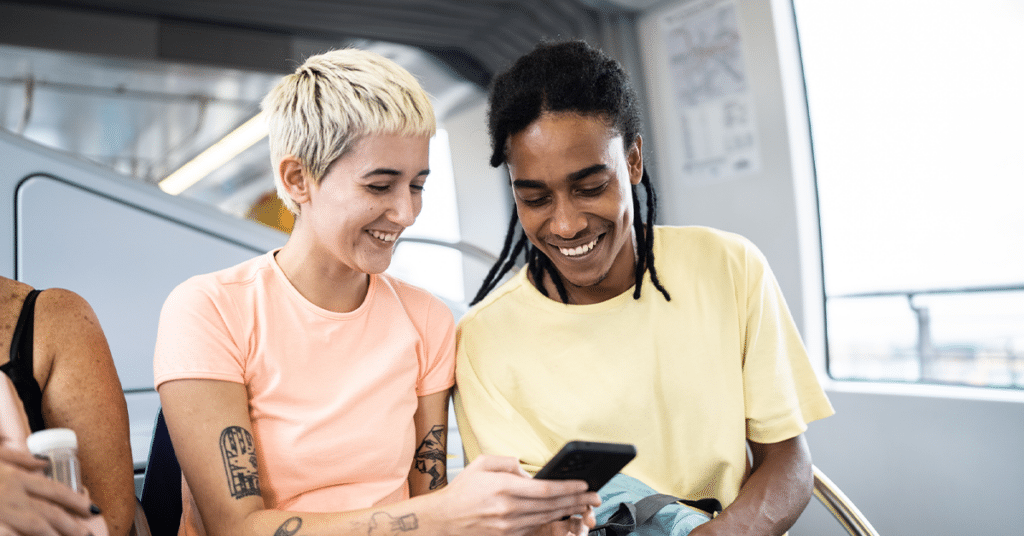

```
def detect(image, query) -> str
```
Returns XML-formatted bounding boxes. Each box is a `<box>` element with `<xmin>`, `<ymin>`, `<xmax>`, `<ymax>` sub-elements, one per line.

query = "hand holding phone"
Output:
<box><xmin>534</xmin><ymin>440</ymin><xmax>636</xmax><ymax>492</ymax></box>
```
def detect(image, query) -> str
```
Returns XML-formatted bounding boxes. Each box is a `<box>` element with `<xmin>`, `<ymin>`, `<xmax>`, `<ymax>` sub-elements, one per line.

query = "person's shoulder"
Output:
<box><xmin>168</xmin><ymin>254</ymin><xmax>271</xmax><ymax>302</ymax></box>
<box><xmin>31</xmin><ymin>288</ymin><xmax>110</xmax><ymax>362</ymax></box>
<box><xmin>376</xmin><ymin>272</ymin><xmax>444</xmax><ymax>307</ymax></box>
<box><xmin>656</xmin><ymin>225</ymin><xmax>753</xmax><ymax>249</ymax></box>
<box><xmin>190</xmin><ymin>254</ymin><xmax>271</xmax><ymax>288</ymax></box>
<box><xmin>0</xmin><ymin>277</ymin><xmax>33</xmax><ymax>312</ymax></box>
<box><xmin>34</xmin><ymin>287</ymin><xmax>96</xmax><ymax>321</ymax></box>
<box><xmin>457</xmin><ymin>269</ymin><xmax>528</xmax><ymax>328</ymax></box>
<box><xmin>655</xmin><ymin>225</ymin><xmax>761</xmax><ymax>262</ymax></box>
<box><xmin>376</xmin><ymin>272</ymin><xmax>459</xmax><ymax>321</ymax></box>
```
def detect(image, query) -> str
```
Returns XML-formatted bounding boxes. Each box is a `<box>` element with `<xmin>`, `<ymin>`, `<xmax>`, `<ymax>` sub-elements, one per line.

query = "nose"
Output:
<box><xmin>549</xmin><ymin>196</ymin><xmax>586</xmax><ymax>239</ymax></box>
<box><xmin>388</xmin><ymin>189</ymin><xmax>419</xmax><ymax>228</ymax></box>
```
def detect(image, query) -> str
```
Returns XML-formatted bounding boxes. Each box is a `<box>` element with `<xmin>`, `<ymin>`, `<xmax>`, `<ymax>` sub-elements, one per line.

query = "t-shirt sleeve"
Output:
<box><xmin>740</xmin><ymin>240</ymin><xmax>834</xmax><ymax>444</ymax></box>
<box><xmin>415</xmin><ymin>296</ymin><xmax>456</xmax><ymax>397</ymax></box>
<box><xmin>153</xmin><ymin>277</ymin><xmax>247</xmax><ymax>389</ymax></box>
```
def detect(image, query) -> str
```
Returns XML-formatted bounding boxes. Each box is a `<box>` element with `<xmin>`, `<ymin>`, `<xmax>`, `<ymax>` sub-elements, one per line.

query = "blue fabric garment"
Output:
<box><xmin>593</xmin><ymin>474</ymin><xmax>711</xmax><ymax>536</ymax></box>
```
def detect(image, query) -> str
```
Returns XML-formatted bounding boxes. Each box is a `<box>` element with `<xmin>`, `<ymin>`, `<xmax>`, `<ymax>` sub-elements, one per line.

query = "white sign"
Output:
<box><xmin>661</xmin><ymin>0</ymin><xmax>761</xmax><ymax>185</ymax></box>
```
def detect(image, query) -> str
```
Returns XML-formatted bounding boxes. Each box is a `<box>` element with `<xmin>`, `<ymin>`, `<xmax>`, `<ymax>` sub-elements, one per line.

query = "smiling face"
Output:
<box><xmin>299</xmin><ymin>133</ymin><xmax>431</xmax><ymax>276</ymax></box>
<box><xmin>507</xmin><ymin>112</ymin><xmax>643</xmax><ymax>304</ymax></box>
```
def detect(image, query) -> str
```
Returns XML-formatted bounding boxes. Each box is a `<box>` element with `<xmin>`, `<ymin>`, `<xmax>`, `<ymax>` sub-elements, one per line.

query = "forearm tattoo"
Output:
<box><xmin>413</xmin><ymin>424</ymin><xmax>447</xmax><ymax>490</ymax></box>
<box><xmin>220</xmin><ymin>426</ymin><xmax>261</xmax><ymax>499</ymax></box>
<box><xmin>273</xmin><ymin>517</ymin><xmax>302</xmax><ymax>536</ymax></box>
<box><xmin>353</xmin><ymin>512</ymin><xmax>419</xmax><ymax>535</ymax></box>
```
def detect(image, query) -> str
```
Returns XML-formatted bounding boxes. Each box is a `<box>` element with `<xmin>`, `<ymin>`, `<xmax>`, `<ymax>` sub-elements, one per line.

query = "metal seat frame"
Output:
<box><xmin>812</xmin><ymin>465</ymin><xmax>880</xmax><ymax>536</ymax></box>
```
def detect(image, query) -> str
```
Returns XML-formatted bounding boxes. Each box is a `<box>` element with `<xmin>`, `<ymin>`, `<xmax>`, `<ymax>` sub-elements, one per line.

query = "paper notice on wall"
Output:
<box><xmin>661</xmin><ymin>0</ymin><xmax>761</xmax><ymax>185</ymax></box>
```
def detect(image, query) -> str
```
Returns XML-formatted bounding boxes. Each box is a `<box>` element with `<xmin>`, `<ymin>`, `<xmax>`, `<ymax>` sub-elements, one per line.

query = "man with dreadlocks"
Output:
<box><xmin>454</xmin><ymin>41</ymin><xmax>834</xmax><ymax>535</ymax></box>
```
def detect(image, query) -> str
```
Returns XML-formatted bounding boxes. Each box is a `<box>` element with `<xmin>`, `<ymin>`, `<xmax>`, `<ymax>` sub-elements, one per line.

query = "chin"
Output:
<box><xmin>357</xmin><ymin>255</ymin><xmax>395</xmax><ymax>276</ymax></box>
<box><xmin>557</xmin><ymin>268</ymin><xmax>609</xmax><ymax>290</ymax></box>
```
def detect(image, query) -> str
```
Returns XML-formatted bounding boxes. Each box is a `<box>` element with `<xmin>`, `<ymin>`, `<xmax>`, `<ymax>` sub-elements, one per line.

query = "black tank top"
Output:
<box><xmin>0</xmin><ymin>289</ymin><xmax>46</xmax><ymax>432</ymax></box>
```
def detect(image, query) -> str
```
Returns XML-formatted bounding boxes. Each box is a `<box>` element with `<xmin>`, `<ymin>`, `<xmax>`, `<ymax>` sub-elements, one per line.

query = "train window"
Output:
<box><xmin>793</xmin><ymin>0</ymin><xmax>1024</xmax><ymax>388</ymax></box>
<box><xmin>387</xmin><ymin>128</ymin><xmax>467</xmax><ymax>304</ymax></box>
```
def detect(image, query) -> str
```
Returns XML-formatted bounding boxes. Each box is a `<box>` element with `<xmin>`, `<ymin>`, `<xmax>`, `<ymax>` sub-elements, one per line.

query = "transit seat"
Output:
<box><xmin>140</xmin><ymin>409</ymin><xmax>183</xmax><ymax>536</ymax></box>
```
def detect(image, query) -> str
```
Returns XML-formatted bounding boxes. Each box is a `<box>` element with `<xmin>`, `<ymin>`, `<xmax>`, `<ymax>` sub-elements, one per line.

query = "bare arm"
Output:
<box><xmin>690</xmin><ymin>435</ymin><xmax>813</xmax><ymax>536</ymax></box>
<box><xmin>35</xmin><ymin>289</ymin><xmax>135</xmax><ymax>536</ymax></box>
<box><xmin>405</xmin><ymin>389</ymin><xmax>596</xmax><ymax>535</ymax></box>
<box><xmin>160</xmin><ymin>379</ymin><xmax>600</xmax><ymax>536</ymax></box>
<box><xmin>409</xmin><ymin>390</ymin><xmax>450</xmax><ymax>496</ymax></box>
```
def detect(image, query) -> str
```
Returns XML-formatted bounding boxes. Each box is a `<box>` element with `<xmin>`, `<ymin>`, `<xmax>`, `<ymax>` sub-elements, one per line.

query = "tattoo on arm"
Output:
<box><xmin>220</xmin><ymin>426</ymin><xmax>261</xmax><ymax>499</ymax></box>
<box><xmin>273</xmin><ymin>517</ymin><xmax>302</xmax><ymax>536</ymax></box>
<box><xmin>413</xmin><ymin>424</ymin><xmax>447</xmax><ymax>490</ymax></box>
<box><xmin>358</xmin><ymin>512</ymin><xmax>418</xmax><ymax>535</ymax></box>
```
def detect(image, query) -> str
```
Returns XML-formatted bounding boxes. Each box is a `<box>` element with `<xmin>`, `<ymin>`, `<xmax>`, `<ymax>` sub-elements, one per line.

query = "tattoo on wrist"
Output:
<box><xmin>273</xmin><ymin>517</ymin><xmax>302</xmax><ymax>536</ymax></box>
<box><xmin>220</xmin><ymin>426</ymin><xmax>261</xmax><ymax>499</ymax></box>
<box><xmin>356</xmin><ymin>512</ymin><xmax>418</xmax><ymax>535</ymax></box>
<box><xmin>413</xmin><ymin>424</ymin><xmax>447</xmax><ymax>490</ymax></box>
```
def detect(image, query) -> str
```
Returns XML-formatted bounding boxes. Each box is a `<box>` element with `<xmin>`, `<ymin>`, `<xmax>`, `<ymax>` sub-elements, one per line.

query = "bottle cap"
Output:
<box><xmin>26</xmin><ymin>428</ymin><xmax>78</xmax><ymax>454</ymax></box>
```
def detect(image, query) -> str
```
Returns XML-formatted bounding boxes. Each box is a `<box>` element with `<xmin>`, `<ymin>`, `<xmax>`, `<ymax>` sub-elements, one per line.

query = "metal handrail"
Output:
<box><xmin>829</xmin><ymin>283</ymin><xmax>1024</xmax><ymax>300</ymax></box>
<box><xmin>812</xmin><ymin>465</ymin><xmax>880</xmax><ymax>536</ymax></box>
<box><xmin>395</xmin><ymin>236</ymin><xmax>501</xmax><ymax>265</ymax></box>
<box><xmin>826</xmin><ymin>283</ymin><xmax>1024</xmax><ymax>385</ymax></box>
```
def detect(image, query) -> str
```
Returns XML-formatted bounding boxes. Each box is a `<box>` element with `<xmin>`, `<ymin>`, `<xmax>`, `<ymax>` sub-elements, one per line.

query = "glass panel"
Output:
<box><xmin>387</xmin><ymin>129</ymin><xmax>466</xmax><ymax>305</ymax></box>
<box><xmin>389</xmin><ymin>241</ymin><xmax>466</xmax><ymax>305</ymax></box>
<box><xmin>793</xmin><ymin>0</ymin><xmax>1024</xmax><ymax>388</ymax></box>
<box><xmin>828</xmin><ymin>291</ymin><xmax>1024</xmax><ymax>388</ymax></box>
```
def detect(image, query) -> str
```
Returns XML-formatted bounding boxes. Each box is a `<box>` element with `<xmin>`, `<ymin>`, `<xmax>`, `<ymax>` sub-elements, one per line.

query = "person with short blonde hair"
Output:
<box><xmin>155</xmin><ymin>48</ymin><xmax>599</xmax><ymax>536</ymax></box>
<box><xmin>262</xmin><ymin>48</ymin><xmax>436</xmax><ymax>214</ymax></box>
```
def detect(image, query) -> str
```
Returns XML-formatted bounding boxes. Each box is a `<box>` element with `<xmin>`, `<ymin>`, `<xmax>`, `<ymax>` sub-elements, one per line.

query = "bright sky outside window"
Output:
<box><xmin>793</xmin><ymin>0</ymin><xmax>1024</xmax><ymax>388</ymax></box>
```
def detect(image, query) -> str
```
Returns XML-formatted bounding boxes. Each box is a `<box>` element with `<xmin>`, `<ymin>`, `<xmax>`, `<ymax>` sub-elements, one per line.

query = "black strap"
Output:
<box><xmin>591</xmin><ymin>493</ymin><xmax>723</xmax><ymax>536</ymax></box>
<box><xmin>676</xmin><ymin>497</ymin><xmax>723</xmax><ymax>517</ymax></box>
<box><xmin>0</xmin><ymin>289</ymin><xmax>46</xmax><ymax>432</ymax></box>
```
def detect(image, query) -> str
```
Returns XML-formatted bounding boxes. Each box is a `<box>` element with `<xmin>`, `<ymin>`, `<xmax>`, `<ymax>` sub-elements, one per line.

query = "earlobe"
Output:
<box><xmin>279</xmin><ymin>156</ymin><xmax>311</xmax><ymax>205</ymax></box>
<box><xmin>628</xmin><ymin>135</ymin><xmax>644</xmax><ymax>185</ymax></box>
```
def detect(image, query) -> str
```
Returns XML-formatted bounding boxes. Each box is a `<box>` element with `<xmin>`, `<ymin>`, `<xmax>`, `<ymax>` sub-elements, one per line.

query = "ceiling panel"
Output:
<box><xmin>16</xmin><ymin>0</ymin><xmax>601</xmax><ymax>78</ymax></box>
<box><xmin>0</xmin><ymin>0</ymin><xmax>613</xmax><ymax>221</ymax></box>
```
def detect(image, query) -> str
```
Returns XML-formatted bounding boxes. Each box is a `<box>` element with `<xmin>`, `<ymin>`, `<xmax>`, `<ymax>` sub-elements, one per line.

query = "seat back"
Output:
<box><xmin>140</xmin><ymin>409</ymin><xmax>182</xmax><ymax>536</ymax></box>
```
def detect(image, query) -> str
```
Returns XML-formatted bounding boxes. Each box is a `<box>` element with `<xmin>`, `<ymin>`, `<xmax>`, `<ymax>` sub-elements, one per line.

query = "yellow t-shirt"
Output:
<box><xmin>454</xmin><ymin>226</ymin><xmax>833</xmax><ymax>508</ymax></box>
<box><xmin>154</xmin><ymin>250</ymin><xmax>455</xmax><ymax>536</ymax></box>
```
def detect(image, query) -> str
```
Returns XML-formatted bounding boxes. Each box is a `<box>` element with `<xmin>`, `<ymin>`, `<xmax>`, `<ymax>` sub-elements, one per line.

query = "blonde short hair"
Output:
<box><xmin>261</xmin><ymin>48</ymin><xmax>436</xmax><ymax>213</ymax></box>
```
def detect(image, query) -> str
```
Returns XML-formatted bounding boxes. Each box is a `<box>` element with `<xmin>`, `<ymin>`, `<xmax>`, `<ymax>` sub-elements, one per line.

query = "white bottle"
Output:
<box><xmin>27</xmin><ymin>428</ymin><xmax>84</xmax><ymax>493</ymax></box>
<box><xmin>26</xmin><ymin>428</ymin><xmax>109</xmax><ymax>536</ymax></box>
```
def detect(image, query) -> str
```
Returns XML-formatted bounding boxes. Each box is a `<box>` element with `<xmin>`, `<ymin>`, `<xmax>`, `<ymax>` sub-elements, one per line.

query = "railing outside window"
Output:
<box><xmin>827</xmin><ymin>286</ymin><xmax>1024</xmax><ymax>388</ymax></box>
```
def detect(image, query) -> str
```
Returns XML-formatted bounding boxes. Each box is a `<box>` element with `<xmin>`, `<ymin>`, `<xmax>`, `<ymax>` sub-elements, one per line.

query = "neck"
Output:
<box><xmin>274</xmin><ymin>228</ymin><xmax>369</xmax><ymax>313</ymax></box>
<box><xmin>534</xmin><ymin>229</ymin><xmax>639</xmax><ymax>306</ymax></box>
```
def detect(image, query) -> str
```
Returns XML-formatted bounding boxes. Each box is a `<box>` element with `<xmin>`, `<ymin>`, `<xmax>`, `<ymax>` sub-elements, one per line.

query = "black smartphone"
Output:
<box><xmin>533</xmin><ymin>440</ymin><xmax>637</xmax><ymax>491</ymax></box>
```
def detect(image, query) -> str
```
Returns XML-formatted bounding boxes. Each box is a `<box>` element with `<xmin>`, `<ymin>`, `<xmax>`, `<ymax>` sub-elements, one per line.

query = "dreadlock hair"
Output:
<box><xmin>470</xmin><ymin>40</ymin><xmax>671</xmax><ymax>306</ymax></box>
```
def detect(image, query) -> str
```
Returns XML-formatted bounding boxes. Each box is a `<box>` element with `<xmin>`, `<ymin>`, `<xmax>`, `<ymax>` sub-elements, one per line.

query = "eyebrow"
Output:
<box><xmin>512</xmin><ymin>164</ymin><xmax>609</xmax><ymax>189</ymax></box>
<box><xmin>361</xmin><ymin>168</ymin><xmax>431</xmax><ymax>178</ymax></box>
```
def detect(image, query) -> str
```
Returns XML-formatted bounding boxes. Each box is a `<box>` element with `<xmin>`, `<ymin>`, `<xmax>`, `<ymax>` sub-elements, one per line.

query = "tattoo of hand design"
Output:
<box><xmin>220</xmin><ymin>426</ymin><xmax>261</xmax><ymax>499</ymax></box>
<box><xmin>367</xmin><ymin>512</ymin><xmax>419</xmax><ymax>535</ymax></box>
<box><xmin>413</xmin><ymin>424</ymin><xmax>447</xmax><ymax>490</ymax></box>
<box><xmin>274</xmin><ymin>517</ymin><xmax>302</xmax><ymax>536</ymax></box>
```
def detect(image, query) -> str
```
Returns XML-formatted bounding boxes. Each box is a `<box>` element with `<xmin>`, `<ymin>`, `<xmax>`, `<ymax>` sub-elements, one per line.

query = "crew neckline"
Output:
<box><xmin>265</xmin><ymin>248</ymin><xmax>378</xmax><ymax>319</ymax></box>
<box><xmin>507</xmin><ymin>228</ymin><xmax>661</xmax><ymax>314</ymax></box>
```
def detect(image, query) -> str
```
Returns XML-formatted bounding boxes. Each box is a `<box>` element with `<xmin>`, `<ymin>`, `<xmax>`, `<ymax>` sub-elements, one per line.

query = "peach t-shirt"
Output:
<box><xmin>154</xmin><ymin>251</ymin><xmax>455</xmax><ymax>536</ymax></box>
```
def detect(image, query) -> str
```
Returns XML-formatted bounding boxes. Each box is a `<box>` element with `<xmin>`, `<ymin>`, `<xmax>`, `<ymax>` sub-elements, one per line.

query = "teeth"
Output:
<box><xmin>559</xmin><ymin>237</ymin><xmax>598</xmax><ymax>257</ymax></box>
<box><xmin>368</xmin><ymin>230</ymin><xmax>398</xmax><ymax>243</ymax></box>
